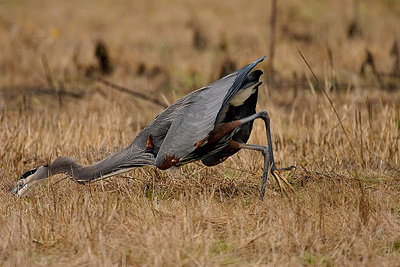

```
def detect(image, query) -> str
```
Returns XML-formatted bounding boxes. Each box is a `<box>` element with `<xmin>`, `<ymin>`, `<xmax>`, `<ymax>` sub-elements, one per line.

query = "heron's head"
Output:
<box><xmin>12</xmin><ymin>165</ymin><xmax>49</xmax><ymax>197</ymax></box>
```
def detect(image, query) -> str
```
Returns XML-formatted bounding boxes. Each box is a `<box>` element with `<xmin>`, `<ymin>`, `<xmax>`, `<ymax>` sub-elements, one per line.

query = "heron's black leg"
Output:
<box><xmin>237</xmin><ymin>143</ymin><xmax>294</xmax><ymax>200</ymax></box>
<box><xmin>235</xmin><ymin>143</ymin><xmax>271</xmax><ymax>200</ymax></box>
<box><xmin>238</xmin><ymin>111</ymin><xmax>295</xmax><ymax>200</ymax></box>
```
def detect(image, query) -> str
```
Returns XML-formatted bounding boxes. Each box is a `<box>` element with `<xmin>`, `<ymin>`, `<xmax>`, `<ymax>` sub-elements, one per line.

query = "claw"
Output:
<box><xmin>271</xmin><ymin>165</ymin><xmax>295</xmax><ymax>196</ymax></box>
<box><xmin>275</xmin><ymin>165</ymin><xmax>296</xmax><ymax>174</ymax></box>
<box><xmin>259</xmin><ymin>165</ymin><xmax>295</xmax><ymax>201</ymax></box>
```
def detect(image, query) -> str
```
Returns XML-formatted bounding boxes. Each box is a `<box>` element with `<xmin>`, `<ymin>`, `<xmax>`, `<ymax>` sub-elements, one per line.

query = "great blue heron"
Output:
<box><xmin>12</xmin><ymin>56</ymin><xmax>295</xmax><ymax>200</ymax></box>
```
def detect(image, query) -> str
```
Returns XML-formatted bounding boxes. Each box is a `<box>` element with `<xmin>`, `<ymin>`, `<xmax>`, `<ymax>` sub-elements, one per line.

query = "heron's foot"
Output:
<box><xmin>259</xmin><ymin>165</ymin><xmax>296</xmax><ymax>201</ymax></box>
<box><xmin>271</xmin><ymin>165</ymin><xmax>296</xmax><ymax>196</ymax></box>
<box><xmin>275</xmin><ymin>165</ymin><xmax>296</xmax><ymax>173</ymax></box>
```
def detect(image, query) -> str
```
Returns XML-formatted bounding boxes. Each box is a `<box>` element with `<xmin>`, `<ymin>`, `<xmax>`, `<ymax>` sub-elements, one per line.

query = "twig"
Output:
<box><xmin>91</xmin><ymin>75</ymin><xmax>168</xmax><ymax>108</ymax></box>
<box><xmin>327</xmin><ymin>46</ymin><xmax>339</xmax><ymax>91</ymax></box>
<box><xmin>347</xmin><ymin>0</ymin><xmax>362</xmax><ymax>39</ymax></box>
<box><xmin>235</xmin><ymin>232</ymin><xmax>269</xmax><ymax>252</ymax></box>
<box><xmin>49</xmin><ymin>176</ymin><xmax>69</xmax><ymax>190</ymax></box>
<box><xmin>377</xmin><ymin>71</ymin><xmax>400</xmax><ymax>80</ymax></box>
<box><xmin>41</xmin><ymin>53</ymin><xmax>56</xmax><ymax>88</ymax></box>
<box><xmin>298</xmin><ymin>48</ymin><xmax>356</xmax><ymax>155</ymax></box>
<box><xmin>360</xmin><ymin>50</ymin><xmax>385</xmax><ymax>89</ymax></box>
<box><xmin>268</xmin><ymin>0</ymin><xmax>278</xmax><ymax>75</ymax></box>
<box><xmin>1</xmin><ymin>86</ymin><xmax>83</xmax><ymax>98</ymax></box>
<box><xmin>390</xmin><ymin>40</ymin><xmax>400</xmax><ymax>76</ymax></box>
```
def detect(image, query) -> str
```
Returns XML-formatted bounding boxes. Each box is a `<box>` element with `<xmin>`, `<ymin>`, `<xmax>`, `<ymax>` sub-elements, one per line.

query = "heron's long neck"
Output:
<box><xmin>48</xmin><ymin>148</ymin><xmax>155</xmax><ymax>183</ymax></box>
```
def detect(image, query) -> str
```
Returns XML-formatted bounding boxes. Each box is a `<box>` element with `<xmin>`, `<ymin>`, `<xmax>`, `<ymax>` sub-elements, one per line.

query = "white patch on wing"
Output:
<box><xmin>229</xmin><ymin>82</ymin><xmax>260</xmax><ymax>107</ymax></box>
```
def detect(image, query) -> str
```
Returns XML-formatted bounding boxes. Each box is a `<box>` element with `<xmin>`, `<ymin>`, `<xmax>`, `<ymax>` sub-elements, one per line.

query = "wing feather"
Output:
<box><xmin>155</xmin><ymin>56</ymin><xmax>265</xmax><ymax>167</ymax></box>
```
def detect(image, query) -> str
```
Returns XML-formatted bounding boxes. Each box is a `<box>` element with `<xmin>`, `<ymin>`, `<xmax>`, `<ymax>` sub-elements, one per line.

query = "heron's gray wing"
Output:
<box><xmin>155</xmin><ymin>56</ymin><xmax>265</xmax><ymax>167</ymax></box>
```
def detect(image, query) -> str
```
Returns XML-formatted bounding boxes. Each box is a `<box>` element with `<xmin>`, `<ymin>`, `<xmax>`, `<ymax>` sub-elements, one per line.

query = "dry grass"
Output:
<box><xmin>1</xmin><ymin>0</ymin><xmax>400</xmax><ymax>266</ymax></box>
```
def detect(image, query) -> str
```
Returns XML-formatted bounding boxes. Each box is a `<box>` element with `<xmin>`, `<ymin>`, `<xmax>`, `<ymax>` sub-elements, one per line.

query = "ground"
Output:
<box><xmin>1</xmin><ymin>0</ymin><xmax>400</xmax><ymax>266</ymax></box>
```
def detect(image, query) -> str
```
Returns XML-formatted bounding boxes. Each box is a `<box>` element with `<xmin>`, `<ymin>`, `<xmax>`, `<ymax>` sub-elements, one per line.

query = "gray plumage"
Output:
<box><xmin>155</xmin><ymin>57</ymin><xmax>265</xmax><ymax>168</ymax></box>
<box><xmin>13</xmin><ymin>56</ymin><xmax>295</xmax><ymax>200</ymax></box>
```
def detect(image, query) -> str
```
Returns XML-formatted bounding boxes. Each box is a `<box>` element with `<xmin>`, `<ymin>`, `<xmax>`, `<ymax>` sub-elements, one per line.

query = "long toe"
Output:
<box><xmin>272</xmin><ymin>170</ymin><xmax>294</xmax><ymax>196</ymax></box>
<box><xmin>276</xmin><ymin>165</ymin><xmax>296</xmax><ymax>173</ymax></box>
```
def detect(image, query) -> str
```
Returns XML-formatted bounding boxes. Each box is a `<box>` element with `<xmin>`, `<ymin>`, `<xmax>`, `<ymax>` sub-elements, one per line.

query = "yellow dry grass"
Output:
<box><xmin>1</xmin><ymin>0</ymin><xmax>400</xmax><ymax>266</ymax></box>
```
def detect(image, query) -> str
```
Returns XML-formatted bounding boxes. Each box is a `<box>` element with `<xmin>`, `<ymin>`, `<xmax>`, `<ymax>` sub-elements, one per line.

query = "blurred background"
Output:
<box><xmin>1</xmin><ymin>0</ymin><xmax>400</xmax><ymax>105</ymax></box>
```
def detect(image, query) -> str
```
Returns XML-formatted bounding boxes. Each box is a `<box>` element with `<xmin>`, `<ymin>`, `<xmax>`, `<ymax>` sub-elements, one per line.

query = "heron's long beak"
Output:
<box><xmin>12</xmin><ymin>178</ymin><xmax>35</xmax><ymax>197</ymax></box>
<box><xmin>12</xmin><ymin>179</ymin><xmax>26</xmax><ymax>196</ymax></box>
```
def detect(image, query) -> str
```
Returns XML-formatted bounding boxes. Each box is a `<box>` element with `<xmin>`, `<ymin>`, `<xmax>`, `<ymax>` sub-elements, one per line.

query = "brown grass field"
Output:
<box><xmin>1</xmin><ymin>0</ymin><xmax>400</xmax><ymax>266</ymax></box>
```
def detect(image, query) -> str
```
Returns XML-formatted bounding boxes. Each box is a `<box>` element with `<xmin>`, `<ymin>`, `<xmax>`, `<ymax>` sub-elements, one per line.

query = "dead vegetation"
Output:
<box><xmin>1</xmin><ymin>0</ymin><xmax>400</xmax><ymax>265</ymax></box>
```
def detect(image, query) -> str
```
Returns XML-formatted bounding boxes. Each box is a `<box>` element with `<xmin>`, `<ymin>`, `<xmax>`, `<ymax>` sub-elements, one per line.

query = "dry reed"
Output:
<box><xmin>1</xmin><ymin>0</ymin><xmax>400</xmax><ymax>265</ymax></box>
